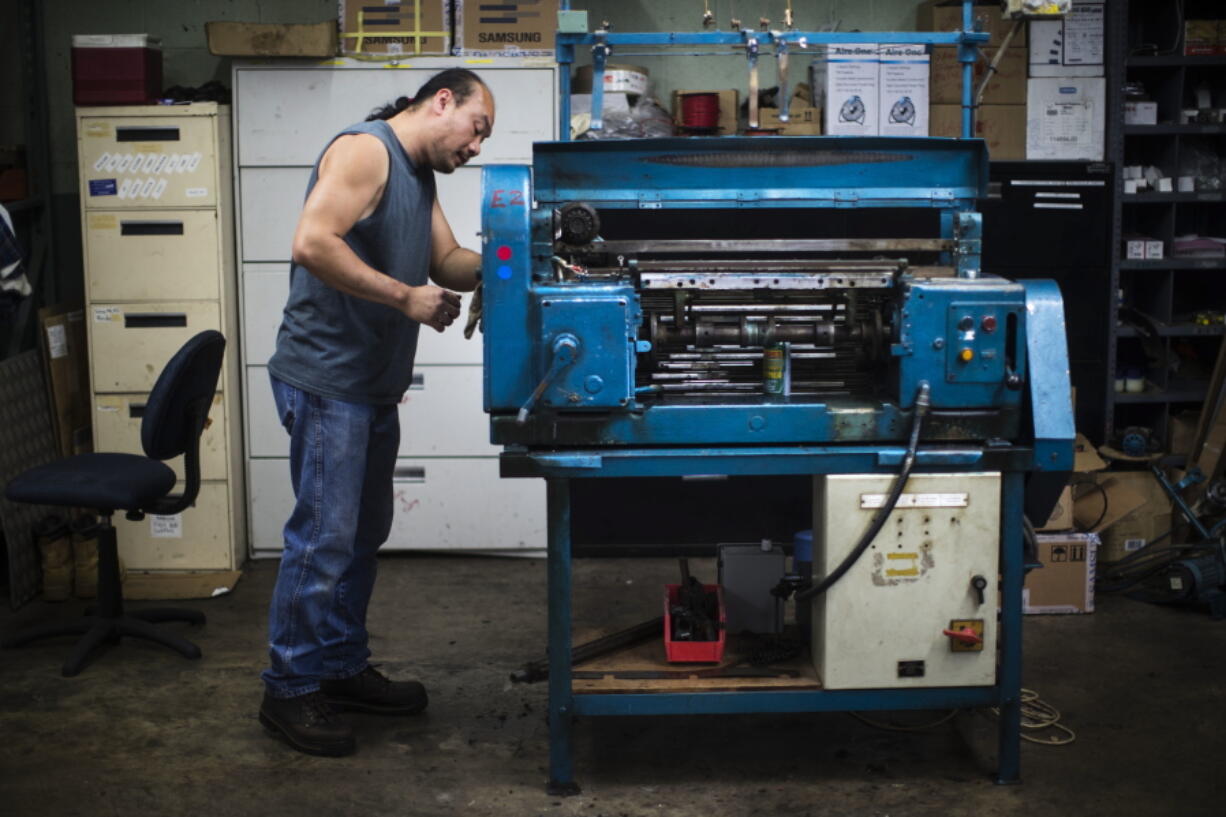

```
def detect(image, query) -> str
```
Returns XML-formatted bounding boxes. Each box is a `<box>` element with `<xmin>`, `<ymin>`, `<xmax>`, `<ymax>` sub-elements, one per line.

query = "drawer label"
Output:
<box><xmin>860</xmin><ymin>492</ymin><xmax>969</xmax><ymax>509</ymax></box>
<box><xmin>93</xmin><ymin>306</ymin><xmax>120</xmax><ymax>323</ymax></box>
<box><xmin>151</xmin><ymin>514</ymin><xmax>183</xmax><ymax>538</ymax></box>
<box><xmin>84</xmin><ymin>122</ymin><xmax>111</xmax><ymax>138</ymax></box>
<box><xmin>88</xmin><ymin>214</ymin><xmax>118</xmax><ymax>230</ymax></box>
<box><xmin>46</xmin><ymin>324</ymin><xmax>67</xmax><ymax>359</ymax></box>
<box><xmin>185</xmin><ymin>187</ymin><xmax>208</xmax><ymax>198</ymax></box>
<box><xmin>88</xmin><ymin>178</ymin><xmax>118</xmax><ymax>197</ymax></box>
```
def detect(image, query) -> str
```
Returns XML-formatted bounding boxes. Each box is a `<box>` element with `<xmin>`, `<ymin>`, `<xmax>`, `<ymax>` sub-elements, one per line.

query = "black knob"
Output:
<box><xmin>971</xmin><ymin>575</ymin><xmax>988</xmax><ymax>606</ymax></box>
<box><xmin>557</xmin><ymin>202</ymin><xmax>601</xmax><ymax>246</ymax></box>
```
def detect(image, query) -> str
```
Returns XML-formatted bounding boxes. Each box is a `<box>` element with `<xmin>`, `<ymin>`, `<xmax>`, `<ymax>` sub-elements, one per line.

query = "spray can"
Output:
<box><xmin>763</xmin><ymin>341</ymin><xmax>791</xmax><ymax>396</ymax></box>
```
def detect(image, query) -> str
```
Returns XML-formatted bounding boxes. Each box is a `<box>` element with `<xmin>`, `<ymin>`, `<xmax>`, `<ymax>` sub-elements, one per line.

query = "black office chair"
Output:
<box><xmin>3</xmin><ymin>330</ymin><xmax>226</xmax><ymax>676</ymax></box>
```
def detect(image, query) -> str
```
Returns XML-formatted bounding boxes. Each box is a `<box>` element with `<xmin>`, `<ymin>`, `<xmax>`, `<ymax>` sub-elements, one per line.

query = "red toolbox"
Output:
<box><xmin>663</xmin><ymin>583</ymin><xmax>726</xmax><ymax>663</ymax></box>
<box><xmin>71</xmin><ymin>34</ymin><xmax>163</xmax><ymax>106</ymax></box>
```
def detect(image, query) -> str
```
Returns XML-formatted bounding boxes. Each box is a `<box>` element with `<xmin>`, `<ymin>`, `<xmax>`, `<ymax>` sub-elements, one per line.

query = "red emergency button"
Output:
<box><xmin>943</xmin><ymin>626</ymin><xmax>983</xmax><ymax>646</ymax></box>
<box><xmin>981</xmin><ymin>315</ymin><xmax>998</xmax><ymax>333</ymax></box>
<box><xmin>496</xmin><ymin>245</ymin><xmax>513</xmax><ymax>261</ymax></box>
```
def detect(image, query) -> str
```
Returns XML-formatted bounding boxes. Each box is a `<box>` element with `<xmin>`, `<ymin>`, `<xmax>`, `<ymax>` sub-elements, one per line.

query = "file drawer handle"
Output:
<box><xmin>128</xmin><ymin>403</ymin><xmax>146</xmax><ymax>419</ymax></box>
<box><xmin>124</xmin><ymin>313</ymin><xmax>188</xmax><ymax>329</ymax></box>
<box><xmin>121</xmin><ymin>220</ymin><xmax>184</xmax><ymax>236</ymax></box>
<box><xmin>116</xmin><ymin>126</ymin><xmax>180</xmax><ymax>142</ymax></box>
<box><xmin>393</xmin><ymin>466</ymin><xmax>426</xmax><ymax>483</ymax></box>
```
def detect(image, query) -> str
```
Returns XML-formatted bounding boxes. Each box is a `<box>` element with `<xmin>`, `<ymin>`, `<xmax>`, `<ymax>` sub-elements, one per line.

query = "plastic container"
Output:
<box><xmin>71</xmin><ymin>34</ymin><xmax>163</xmax><ymax>106</ymax></box>
<box><xmin>663</xmin><ymin>583</ymin><xmax>725</xmax><ymax>663</ymax></box>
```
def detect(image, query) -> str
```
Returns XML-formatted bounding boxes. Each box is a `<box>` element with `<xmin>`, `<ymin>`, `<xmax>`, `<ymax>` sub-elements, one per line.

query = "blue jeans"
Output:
<box><xmin>262</xmin><ymin>374</ymin><xmax>399</xmax><ymax>698</ymax></box>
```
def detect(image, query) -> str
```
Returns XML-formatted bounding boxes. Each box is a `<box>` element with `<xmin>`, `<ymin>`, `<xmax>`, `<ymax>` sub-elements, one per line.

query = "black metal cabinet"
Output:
<box><xmin>982</xmin><ymin>160</ymin><xmax>1114</xmax><ymax>443</ymax></box>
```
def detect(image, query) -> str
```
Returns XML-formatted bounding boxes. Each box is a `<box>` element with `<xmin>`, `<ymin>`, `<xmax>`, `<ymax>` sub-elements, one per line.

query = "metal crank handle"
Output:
<box><xmin>517</xmin><ymin>334</ymin><xmax>579</xmax><ymax>424</ymax></box>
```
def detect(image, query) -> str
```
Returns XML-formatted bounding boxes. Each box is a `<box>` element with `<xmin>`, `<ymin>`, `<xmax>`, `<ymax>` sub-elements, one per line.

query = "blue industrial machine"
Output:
<box><xmin>479</xmin><ymin>4</ymin><xmax>1073</xmax><ymax>796</ymax></box>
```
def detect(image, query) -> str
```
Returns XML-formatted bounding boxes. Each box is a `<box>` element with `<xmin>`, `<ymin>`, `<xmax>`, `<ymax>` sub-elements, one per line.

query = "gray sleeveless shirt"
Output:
<box><xmin>268</xmin><ymin>119</ymin><xmax>435</xmax><ymax>404</ymax></box>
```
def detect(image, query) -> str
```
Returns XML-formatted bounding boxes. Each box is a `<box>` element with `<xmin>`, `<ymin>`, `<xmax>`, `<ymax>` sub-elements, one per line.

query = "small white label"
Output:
<box><xmin>46</xmin><ymin>324</ymin><xmax>67</xmax><ymax>359</ymax></box>
<box><xmin>186</xmin><ymin>152</ymin><xmax>202</xmax><ymax>172</ymax></box>
<box><xmin>139</xmin><ymin>178</ymin><xmax>157</xmax><ymax>198</ymax></box>
<box><xmin>386</xmin><ymin>42</ymin><xmax>404</xmax><ymax>54</ymax></box>
<box><xmin>1124</xmin><ymin>538</ymin><xmax>1146</xmax><ymax>552</ymax></box>
<box><xmin>103</xmin><ymin>153</ymin><xmax>120</xmax><ymax>172</ymax></box>
<box><xmin>185</xmin><ymin>187</ymin><xmax>208</xmax><ymax>198</ymax></box>
<box><xmin>92</xmin><ymin>306</ymin><xmax>120</xmax><ymax>322</ymax></box>
<box><xmin>1169</xmin><ymin>576</ymin><xmax>1184</xmax><ymax>591</ymax></box>
<box><xmin>860</xmin><ymin>492</ymin><xmax>969</xmax><ymax>509</ymax></box>
<box><xmin>152</xmin><ymin>178</ymin><xmax>167</xmax><ymax>200</ymax></box>
<box><xmin>115</xmin><ymin>153</ymin><xmax>134</xmax><ymax>173</ymax></box>
<box><xmin>92</xmin><ymin>152</ymin><xmax>111</xmax><ymax>172</ymax></box>
<box><xmin>151</xmin><ymin>514</ymin><xmax>183</xmax><ymax>538</ymax></box>
<box><xmin>96</xmin><ymin>404</ymin><xmax>119</xmax><ymax>413</ymax></box>
<box><xmin>153</xmin><ymin>153</ymin><xmax>171</xmax><ymax>174</ymax></box>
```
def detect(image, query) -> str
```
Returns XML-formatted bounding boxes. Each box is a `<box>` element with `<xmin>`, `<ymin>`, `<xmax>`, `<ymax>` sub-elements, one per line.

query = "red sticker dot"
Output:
<box><xmin>497</xmin><ymin>245</ymin><xmax>512</xmax><ymax>261</ymax></box>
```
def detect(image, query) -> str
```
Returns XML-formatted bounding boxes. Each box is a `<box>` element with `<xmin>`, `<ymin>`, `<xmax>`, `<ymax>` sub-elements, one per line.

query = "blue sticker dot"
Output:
<box><xmin>497</xmin><ymin>265</ymin><xmax>513</xmax><ymax>280</ymax></box>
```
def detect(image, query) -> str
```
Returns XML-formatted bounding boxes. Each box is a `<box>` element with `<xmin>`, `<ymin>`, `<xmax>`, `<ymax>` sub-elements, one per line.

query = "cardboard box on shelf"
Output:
<box><xmin>1169</xmin><ymin>411</ymin><xmax>1200</xmax><ymax>458</ymax></box>
<box><xmin>1185</xmin><ymin>20</ymin><xmax>1218</xmax><ymax>56</ymax></box>
<box><xmin>879</xmin><ymin>44</ymin><xmax>929</xmax><ymax>136</ymax></box>
<box><xmin>671</xmin><ymin>89</ymin><xmax>739</xmax><ymax>136</ymax></box>
<box><xmin>1026</xmin><ymin>77</ymin><xmax>1105</xmax><ymax>161</ymax></box>
<box><xmin>1024</xmin><ymin>533</ymin><xmax>1097</xmax><ymax>614</ymax></box>
<box><xmin>918</xmin><ymin>1</ymin><xmax>1027</xmax><ymax>48</ymax></box>
<box><xmin>929</xmin><ymin>103</ymin><xmax>1026</xmax><ymax>160</ymax></box>
<box><xmin>759</xmin><ymin>105</ymin><xmax>822</xmax><ymax>135</ymax></box>
<box><xmin>38</xmin><ymin>305</ymin><xmax>92</xmax><ymax>458</ymax></box>
<box><xmin>930</xmin><ymin>46</ymin><xmax>1026</xmax><ymax>105</ymax></box>
<box><xmin>205</xmin><ymin>21</ymin><xmax>337</xmax><ymax>57</ymax></box>
<box><xmin>1037</xmin><ymin>485</ymin><xmax>1075</xmax><ymax>532</ymax></box>
<box><xmin>454</xmin><ymin>0</ymin><xmax>559</xmax><ymax>56</ymax></box>
<box><xmin>339</xmin><ymin>0</ymin><xmax>449</xmax><ymax>56</ymax></box>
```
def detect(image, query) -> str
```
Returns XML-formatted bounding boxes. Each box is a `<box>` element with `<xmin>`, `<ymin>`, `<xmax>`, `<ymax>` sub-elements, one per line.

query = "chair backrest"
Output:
<box><xmin>141</xmin><ymin>330</ymin><xmax>226</xmax><ymax>461</ymax></box>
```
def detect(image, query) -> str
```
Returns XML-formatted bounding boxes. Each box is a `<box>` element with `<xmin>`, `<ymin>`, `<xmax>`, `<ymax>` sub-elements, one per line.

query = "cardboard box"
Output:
<box><xmin>1145</xmin><ymin>239</ymin><xmax>1164</xmax><ymax>260</ymax></box>
<box><xmin>1028</xmin><ymin>0</ymin><xmax>1104</xmax><ymax>77</ymax></box>
<box><xmin>1026</xmin><ymin>77</ymin><xmax>1105</xmax><ymax>161</ymax></box>
<box><xmin>671</xmin><ymin>89</ymin><xmax>739</xmax><ymax>136</ymax></box>
<box><xmin>1125</xmin><ymin>238</ymin><xmax>1147</xmax><ymax>260</ymax></box>
<box><xmin>879</xmin><ymin>44</ymin><xmax>929</xmax><ymax>136</ymax></box>
<box><xmin>1185</xmin><ymin>20</ymin><xmax>1218</xmax><ymax>56</ymax></box>
<box><xmin>1124</xmin><ymin>100</ymin><xmax>1158</xmax><ymax>126</ymax></box>
<box><xmin>1169</xmin><ymin>411</ymin><xmax>1200</xmax><ymax>458</ymax></box>
<box><xmin>38</xmin><ymin>305</ymin><xmax>92</xmax><ymax>458</ymax></box>
<box><xmin>205</xmin><ymin>21</ymin><xmax>337</xmax><ymax>57</ymax></box>
<box><xmin>1074</xmin><ymin>432</ymin><xmax>1107</xmax><ymax>473</ymax></box>
<box><xmin>454</xmin><ymin>0</ymin><xmax>559</xmax><ymax>56</ymax></box>
<box><xmin>1024</xmin><ymin>533</ymin><xmax>1097</xmax><ymax>614</ymax></box>
<box><xmin>1037</xmin><ymin>485</ymin><xmax>1074</xmax><ymax>532</ymax></box>
<box><xmin>929</xmin><ymin>103</ymin><xmax>1026</xmax><ymax>160</ymax></box>
<box><xmin>930</xmin><ymin>45</ymin><xmax>1025</xmax><ymax>105</ymax></box>
<box><xmin>1074</xmin><ymin>470</ymin><xmax>1173</xmax><ymax>563</ymax></box>
<box><xmin>823</xmin><ymin>44</ymin><xmax>880</xmax><ymax>136</ymax></box>
<box><xmin>918</xmin><ymin>1</ymin><xmax>1027</xmax><ymax>48</ymax></box>
<box><xmin>759</xmin><ymin>105</ymin><xmax>822</xmax><ymax>135</ymax></box>
<box><xmin>339</xmin><ymin>0</ymin><xmax>449</xmax><ymax>56</ymax></box>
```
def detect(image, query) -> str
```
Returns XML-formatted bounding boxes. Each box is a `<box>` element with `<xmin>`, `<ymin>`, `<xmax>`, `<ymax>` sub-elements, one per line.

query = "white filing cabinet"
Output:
<box><xmin>232</xmin><ymin>58</ymin><xmax>554</xmax><ymax>557</ymax></box>
<box><xmin>77</xmin><ymin>103</ymin><xmax>246</xmax><ymax>572</ymax></box>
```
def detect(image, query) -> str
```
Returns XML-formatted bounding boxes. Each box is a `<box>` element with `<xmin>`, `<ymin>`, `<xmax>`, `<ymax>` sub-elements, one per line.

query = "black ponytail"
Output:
<box><xmin>365</xmin><ymin>68</ymin><xmax>487</xmax><ymax>121</ymax></box>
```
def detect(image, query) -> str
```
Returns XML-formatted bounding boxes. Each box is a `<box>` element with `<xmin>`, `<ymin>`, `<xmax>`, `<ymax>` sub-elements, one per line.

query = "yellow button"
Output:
<box><xmin>959</xmin><ymin>348</ymin><xmax>974</xmax><ymax>362</ymax></box>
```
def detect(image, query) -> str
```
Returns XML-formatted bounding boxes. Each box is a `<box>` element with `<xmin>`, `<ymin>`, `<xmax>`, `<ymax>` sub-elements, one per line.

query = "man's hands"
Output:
<box><xmin>402</xmin><ymin>285</ymin><xmax>462</xmax><ymax>332</ymax></box>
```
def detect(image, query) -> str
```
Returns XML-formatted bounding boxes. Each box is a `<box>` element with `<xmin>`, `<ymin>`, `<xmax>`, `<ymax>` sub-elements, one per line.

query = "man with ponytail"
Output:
<box><xmin>259</xmin><ymin>69</ymin><xmax>494</xmax><ymax>757</ymax></box>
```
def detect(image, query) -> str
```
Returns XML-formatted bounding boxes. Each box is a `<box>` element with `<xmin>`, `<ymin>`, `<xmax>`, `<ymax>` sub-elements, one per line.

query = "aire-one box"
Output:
<box><xmin>878</xmin><ymin>44</ymin><xmax>929</xmax><ymax>137</ymax></box>
<box><xmin>823</xmin><ymin>44</ymin><xmax>880</xmax><ymax>136</ymax></box>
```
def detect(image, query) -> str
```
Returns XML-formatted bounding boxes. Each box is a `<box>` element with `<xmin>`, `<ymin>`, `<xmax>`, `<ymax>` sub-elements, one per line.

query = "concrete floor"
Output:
<box><xmin>0</xmin><ymin>554</ymin><xmax>1223</xmax><ymax>817</ymax></box>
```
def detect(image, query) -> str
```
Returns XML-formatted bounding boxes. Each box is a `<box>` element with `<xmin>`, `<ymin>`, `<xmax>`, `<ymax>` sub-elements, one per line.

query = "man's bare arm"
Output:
<box><xmin>291</xmin><ymin>134</ymin><xmax>460</xmax><ymax>332</ymax></box>
<box><xmin>428</xmin><ymin>198</ymin><xmax>481</xmax><ymax>292</ymax></box>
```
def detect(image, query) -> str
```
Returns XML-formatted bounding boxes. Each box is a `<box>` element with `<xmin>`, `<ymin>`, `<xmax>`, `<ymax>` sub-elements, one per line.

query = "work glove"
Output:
<box><xmin>463</xmin><ymin>280</ymin><xmax>483</xmax><ymax>339</ymax></box>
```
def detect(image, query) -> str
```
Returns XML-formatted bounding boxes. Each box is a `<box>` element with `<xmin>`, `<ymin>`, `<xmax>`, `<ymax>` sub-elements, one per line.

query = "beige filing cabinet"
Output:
<box><xmin>77</xmin><ymin>103</ymin><xmax>246</xmax><ymax>572</ymax></box>
<box><xmin>232</xmin><ymin>58</ymin><xmax>553</xmax><ymax>557</ymax></box>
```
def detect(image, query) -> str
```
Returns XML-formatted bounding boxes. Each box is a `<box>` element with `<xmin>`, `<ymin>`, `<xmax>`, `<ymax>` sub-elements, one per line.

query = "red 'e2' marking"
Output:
<box><xmin>489</xmin><ymin>189</ymin><xmax>525</xmax><ymax>208</ymax></box>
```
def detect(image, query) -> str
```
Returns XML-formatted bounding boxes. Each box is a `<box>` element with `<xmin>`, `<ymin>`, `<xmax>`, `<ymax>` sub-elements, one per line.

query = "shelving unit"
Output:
<box><xmin>1107</xmin><ymin>1</ymin><xmax>1226</xmax><ymax>446</ymax></box>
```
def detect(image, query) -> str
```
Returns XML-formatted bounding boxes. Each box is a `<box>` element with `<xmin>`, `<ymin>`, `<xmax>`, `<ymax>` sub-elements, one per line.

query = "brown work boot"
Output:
<box><xmin>321</xmin><ymin>666</ymin><xmax>428</xmax><ymax>715</ymax></box>
<box><xmin>259</xmin><ymin>691</ymin><xmax>356</xmax><ymax>757</ymax></box>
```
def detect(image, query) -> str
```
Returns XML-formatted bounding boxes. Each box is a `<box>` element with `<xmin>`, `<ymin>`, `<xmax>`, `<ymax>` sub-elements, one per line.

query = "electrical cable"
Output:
<box><xmin>850</xmin><ymin>710</ymin><xmax>958</xmax><ymax>732</ymax></box>
<box><xmin>794</xmin><ymin>380</ymin><xmax>931</xmax><ymax>603</ymax></box>
<box><xmin>992</xmin><ymin>688</ymin><xmax>1076</xmax><ymax>746</ymax></box>
<box><xmin>974</xmin><ymin>19</ymin><xmax>1023</xmax><ymax>107</ymax></box>
<box><xmin>1070</xmin><ymin>477</ymin><xmax>1108</xmax><ymax>532</ymax></box>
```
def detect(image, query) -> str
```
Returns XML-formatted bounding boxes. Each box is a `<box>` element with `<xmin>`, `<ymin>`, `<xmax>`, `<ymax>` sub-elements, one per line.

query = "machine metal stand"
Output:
<box><xmin>531</xmin><ymin>459</ymin><xmax>1026</xmax><ymax>793</ymax></box>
